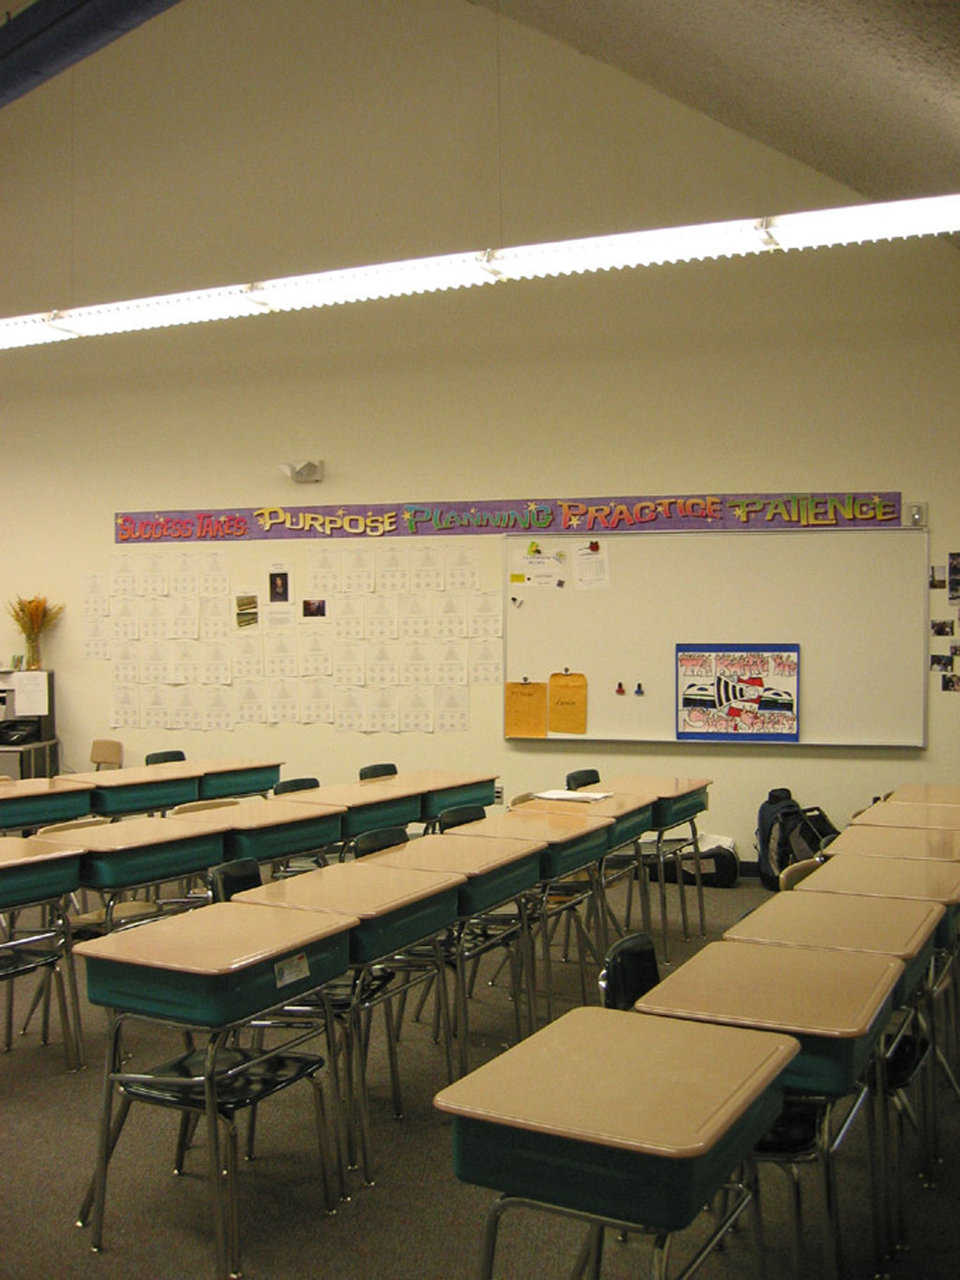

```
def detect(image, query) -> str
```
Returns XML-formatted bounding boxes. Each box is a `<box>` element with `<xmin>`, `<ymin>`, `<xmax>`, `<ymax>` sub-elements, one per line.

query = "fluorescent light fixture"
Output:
<box><xmin>2</xmin><ymin>193</ymin><xmax>958</xmax><ymax>352</ymax></box>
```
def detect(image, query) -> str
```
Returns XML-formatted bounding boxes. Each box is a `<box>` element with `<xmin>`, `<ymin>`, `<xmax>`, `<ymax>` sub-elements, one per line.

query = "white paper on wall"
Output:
<box><xmin>398</xmin><ymin>686</ymin><xmax>435</xmax><ymax>733</ymax></box>
<box><xmin>110</xmin><ymin>683</ymin><xmax>141</xmax><ymax>729</ymax></box>
<box><xmin>376</xmin><ymin>546</ymin><xmax>410</xmax><ymax>594</ymax></box>
<box><xmin>299</xmin><ymin>678</ymin><xmax>334</xmax><ymax>724</ymax></box>
<box><xmin>366</xmin><ymin>642</ymin><xmax>400</xmax><ymax>687</ymax></box>
<box><xmin>469</xmin><ymin>637</ymin><xmax>503</xmax><ymax>683</ymax></box>
<box><xmin>436</xmin><ymin>686</ymin><xmax>470</xmax><ymax>732</ymax></box>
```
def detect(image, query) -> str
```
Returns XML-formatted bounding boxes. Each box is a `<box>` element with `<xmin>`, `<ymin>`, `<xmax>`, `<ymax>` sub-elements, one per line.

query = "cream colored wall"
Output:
<box><xmin>2</xmin><ymin>0</ymin><xmax>958</xmax><ymax>857</ymax></box>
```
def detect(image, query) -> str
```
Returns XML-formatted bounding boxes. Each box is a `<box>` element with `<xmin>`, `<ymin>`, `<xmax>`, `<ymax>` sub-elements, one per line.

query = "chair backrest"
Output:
<box><xmin>0</xmin><ymin>774</ymin><xmax>12</xmax><ymax>783</ymax></box>
<box><xmin>358</xmin><ymin>762</ymin><xmax>398</xmax><ymax>781</ymax></box>
<box><xmin>274</xmin><ymin>776</ymin><xmax>320</xmax><ymax>794</ymax></box>
<box><xmin>599</xmin><ymin>932</ymin><xmax>660</xmax><ymax>1009</ymax></box>
<box><xmin>350</xmin><ymin>826</ymin><xmax>409</xmax><ymax>859</ymax></box>
<box><xmin>169</xmin><ymin>798</ymin><xmax>243</xmax><ymax>815</ymax></box>
<box><xmin>90</xmin><ymin>739</ymin><xmax>123</xmax><ymax>769</ymax></box>
<box><xmin>145</xmin><ymin>749</ymin><xmax>186</xmax><ymax>765</ymax></box>
<box><xmin>778</xmin><ymin>857</ymin><xmax>823</xmax><ymax>891</ymax></box>
<box><xmin>37</xmin><ymin>815</ymin><xmax>111</xmax><ymax>835</ymax></box>
<box><xmin>209</xmin><ymin>858</ymin><xmax>262</xmax><ymax>901</ymax></box>
<box><xmin>509</xmin><ymin>792</ymin><xmax>534</xmax><ymax>807</ymax></box>
<box><xmin>566</xmin><ymin>768</ymin><xmax>600</xmax><ymax>790</ymax></box>
<box><xmin>437</xmin><ymin>804</ymin><xmax>486</xmax><ymax>832</ymax></box>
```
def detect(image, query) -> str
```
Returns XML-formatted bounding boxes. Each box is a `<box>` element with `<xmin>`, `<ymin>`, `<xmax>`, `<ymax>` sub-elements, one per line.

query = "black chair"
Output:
<box><xmin>598</xmin><ymin>932</ymin><xmax>660</xmax><ymax>1009</ymax></box>
<box><xmin>77</xmin><ymin>1018</ymin><xmax>336</xmax><ymax>1278</ymax></box>
<box><xmin>209</xmin><ymin>858</ymin><xmax>262</xmax><ymax>901</ymax></box>
<box><xmin>437</xmin><ymin>804</ymin><xmax>486</xmax><ymax>832</ymax></box>
<box><xmin>358</xmin><ymin>762</ymin><xmax>398</xmax><ymax>781</ymax></box>
<box><xmin>274</xmin><ymin>776</ymin><xmax>320</xmax><ymax>795</ymax></box>
<box><xmin>340</xmin><ymin>826</ymin><xmax>409</xmax><ymax>862</ymax></box>
<box><xmin>144</xmin><ymin>749</ymin><xmax>185</xmax><ymax>765</ymax></box>
<box><xmin>566</xmin><ymin>768</ymin><xmax>600</xmax><ymax>790</ymax></box>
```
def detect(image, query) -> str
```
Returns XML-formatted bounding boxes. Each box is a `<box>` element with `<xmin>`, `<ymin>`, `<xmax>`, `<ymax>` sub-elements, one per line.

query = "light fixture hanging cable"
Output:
<box><xmin>2</xmin><ymin>193</ymin><xmax>959</xmax><ymax>352</ymax></box>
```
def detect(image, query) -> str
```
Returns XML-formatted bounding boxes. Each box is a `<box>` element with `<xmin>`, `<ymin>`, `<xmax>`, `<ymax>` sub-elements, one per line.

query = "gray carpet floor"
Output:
<box><xmin>1</xmin><ymin>874</ymin><xmax>958</xmax><ymax>1280</ymax></box>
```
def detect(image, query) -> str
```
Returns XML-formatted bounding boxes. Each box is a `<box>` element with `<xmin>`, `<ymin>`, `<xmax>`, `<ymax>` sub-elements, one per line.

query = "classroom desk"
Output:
<box><xmin>434</xmin><ymin>1006</ymin><xmax>799</xmax><ymax>1280</ymax></box>
<box><xmin>64</xmin><ymin>763</ymin><xmax>201</xmax><ymax>817</ymax></box>
<box><xmin>724</xmin><ymin>891</ymin><xmax>943</xmax><ymax>1010</ymax></box>
<box><xmin>827</xmin><ymin>822</ymin><xmax>960</xmax><ymax>862</ymax></box>
<box><xmin>886</xmin><ymin>783</ymin><xmax>960</xmax><ymax>805</ymax></box>
<box><xmin>165</xmin><ymin>797</ymin><xmax>345</xmax><ymax>867</ymax></box>
<box><xmin>636</xmin><ymin>941</ymin><xmax>904</xmax><ymax>1278</ymax></box>
<box><xmin>449</xmin><ymin>809</ymin><xmax>613</xmax><ymax>1021</ymax></box>
<box><xmin>796</xmin><ymin>852</ymin><xmax>960</xmax><ymax>948</ymax></box>
<box><xmin>604</xmin><ymin>775</ymin><xmax>712</xmax><ymax>955</ymax></box>
<box><xmin>234</xmin><ymin>860</ymin><xmax>466</xmax><ymax>1182</ymax></box>
<box><xmin>372</xmin><ymin>832</ymin><xmax>547</xmax><ymax>1073</ymax></box>
<box><xmin>522</xmin><ymin>792</ymin><xmax>659</xmax><ymax>954</ymax></box>
<box><xmin>39</xmin><ymin>815</ymin><xmax>225</xmax><ymax>929</ymax></box>
<box><xmin>604</xmin><ymin>774</ymin><xmax>712</xmax><ymax>829</ymax></box>
<box><xmin>852</xmin><ymin>800</ymin><xmax>960</xmax><ymax>832</ymax></box>
<box><xmin>284</xmin><ymin>769</ymin><xmax>498</xmax><ymax>838</ymax></box>
<box><xmin>0</xmin><ymin>834</ymin><xmax>86</xmax><ymax>1068</ymax></box>
<box><xmin>0</xmin><ymin>776</ymin><xmax>93</xmax><ymax>831</ymax></box>
<box><xmin>75</xmin><ymin>901</ymin><xmax>358</xmax><ymax>1279</ymax></box>
<box><xmin>725</xmin><ymin>889</ymin><xmax>944</xmax><ymax>1237</ymax></box>
<box><xmin>399</xmin><ymin>768</ymin><xmax>498</xmax><ymax>824</ymax></box>
<box><xmin>193</xmin><ymin>757</ymin><xmax>283</xmax><ymax>799</ymax></box>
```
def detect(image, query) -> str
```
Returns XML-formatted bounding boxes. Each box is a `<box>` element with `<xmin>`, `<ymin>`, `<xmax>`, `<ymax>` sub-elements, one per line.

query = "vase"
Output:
<box><xmin>25</xmin><ymin>635</ymin><xmax>40</xmax><ymax>670</ymax></box>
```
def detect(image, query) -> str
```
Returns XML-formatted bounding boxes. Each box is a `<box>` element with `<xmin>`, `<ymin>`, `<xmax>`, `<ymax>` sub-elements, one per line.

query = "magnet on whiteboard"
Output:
<box><xmin>615</xmin><ymin>681</ymin><xmax>626</xmax><ymax>695</ymax></box>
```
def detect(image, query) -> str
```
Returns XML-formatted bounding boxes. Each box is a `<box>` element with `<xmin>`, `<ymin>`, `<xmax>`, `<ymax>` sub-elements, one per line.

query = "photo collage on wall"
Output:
<box><xmin>928</xmin><ymin>554</ymin><xmax>960</xmax><ymax>691</ymax></box>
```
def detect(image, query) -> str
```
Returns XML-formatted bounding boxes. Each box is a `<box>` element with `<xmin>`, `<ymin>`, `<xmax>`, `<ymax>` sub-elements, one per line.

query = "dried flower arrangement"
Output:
<box><xmin>6</xmin><ymin>596</ymin><xmax>64</xmax><ymax>669</ymax></box>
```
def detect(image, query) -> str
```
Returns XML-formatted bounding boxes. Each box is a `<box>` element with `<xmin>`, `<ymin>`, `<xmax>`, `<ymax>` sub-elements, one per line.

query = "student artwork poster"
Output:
<box><xmin>676</xmin><ymin>643</ymin><xmax>799</xmax><ymax>742</ymax></box>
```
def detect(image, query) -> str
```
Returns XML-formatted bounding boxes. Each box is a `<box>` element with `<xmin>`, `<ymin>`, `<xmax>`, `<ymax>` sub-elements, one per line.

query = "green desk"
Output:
<box><xmin>435</xmin><ymin>1007</ymin><xmax>798</xmax><ymax>1279</ymax></box>
<box><xmin>65</xmin><ymin>763</ymin><xmax>200</xmax><ymax>817</ymax></box>
<box><xmin>166</xmin><ymin>797</ymin><xmax>344</xmax><ymax>866</ymax></box>
<box><xmin>0</xmin><ymin>776</ymin><xmax>93</xmax><ymax>831</ymax></box>
<box><xmin>194</xmin><ymin>757</ymin><xmax>283</xmax><ymax>799</ymax></box>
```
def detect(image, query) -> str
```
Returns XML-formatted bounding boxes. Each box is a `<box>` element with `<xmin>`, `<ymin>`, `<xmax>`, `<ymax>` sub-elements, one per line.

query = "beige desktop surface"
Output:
<box><xmin>636</xmin><ymin>941</ymin><xmax>902</xmax><ymax>1039</ymax></box>
<box><xmin>35</xmin><ymin>814</ymin><xmax>214</xmax><ymax>851</ymax></box>
<box><xmin>434</xmin><ymin>1006</ymin><xmax>798</xmax><ymax>1157</ymax></box>
<box><xmin>371</xmin><ymin>832</ymin><xmax>546</xmax><ymax>877</ymax></box>
<box><xmin>605</xmin><ymin>775</ymin><xmax>712</xmax><ymax>799</ymax></box>
<box><xmin>852</xmin><ymin>801</ymin><xmax>960</xmax><ymax>831</ymax></box>
<box><xmin>74</xmin><ymin>901</ymin><xmax>358</xmax><ymax>975</ymax></box>
<box><xmin>192</xmin><ymin>757</ymin><xmax>285</xmax><ymax>774</ymax></box>
<box><xmin>828</xmin><ymin>824</ymin><xmax>960</xmax><ymax>861</ymax></box>
<box><xmin>723</xmin><ymin>890</ymin><xmax>943</xmax><ymax>960</ymax></box>
<box><xmin>0</xmin><ymin>834</ymin><xmax>85</xmax><ymax>865</ymax></box>
<box><xmin>886</xmin><ymin>784</ymin><xmax>960</xmax><ymax>806</ymax></box>
<box><xmin>522</xmin><ymin>793</ymin><xmax>658</xmax><ymax>819</ymax></box>
<box><xmin>0</xmin><ymin>776</ymin><xmax>94</xmax><ymax>797</ymax></box>
<box><xmin>64</xmin><ymin>762</ymin><xmax>201</xmax><ymax>787</ymax></box>
<box><xmin>451</xmin><ymin>809</ymin><xmax>613</xmax><ymax>842</ymax></box>
<box><xmin>233</xmin><ymin>860</ymin><xmax>465</xmax><ymax>918</ymax></box>
<box><xmin>796</xmin><ymin>852</ymin><xmax>960</xmax><ymax>905</ymax></box>
<box><xmin>164</xmin><ymin>797</ymin><xmax>344</xmax><ymax>833</ymax></box>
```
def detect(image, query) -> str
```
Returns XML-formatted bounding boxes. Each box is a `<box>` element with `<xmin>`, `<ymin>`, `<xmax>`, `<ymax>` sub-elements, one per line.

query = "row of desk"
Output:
<box><xmin>2</xmin><ymin>761</ymin><xmax>720</xmax><ymax>1279</ymax></box>
<box><xmin>434</xmin><ymin>785</ymin><xmax>960</xmax><ymax>1280</ymax></box>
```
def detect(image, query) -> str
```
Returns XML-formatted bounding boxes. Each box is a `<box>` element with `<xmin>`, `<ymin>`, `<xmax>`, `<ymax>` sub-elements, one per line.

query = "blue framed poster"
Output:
<box><xmin>676</xmin><ymin>644</ymin><xmax>800</xmax><ymax>742</ymax></box>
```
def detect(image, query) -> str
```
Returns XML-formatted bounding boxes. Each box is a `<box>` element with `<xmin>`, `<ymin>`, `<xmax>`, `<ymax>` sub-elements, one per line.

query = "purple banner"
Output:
<box><xmin>115</xmin><ymin>492</ymin><xmax>901</xmax><ymax>543</ymax></box>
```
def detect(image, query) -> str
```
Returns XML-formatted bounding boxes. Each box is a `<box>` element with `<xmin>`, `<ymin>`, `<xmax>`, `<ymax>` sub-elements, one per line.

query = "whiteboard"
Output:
<box><xmin>504</xmin><ymin>529</ymin><xmax>928</xmax><ymax>747</ymax></box>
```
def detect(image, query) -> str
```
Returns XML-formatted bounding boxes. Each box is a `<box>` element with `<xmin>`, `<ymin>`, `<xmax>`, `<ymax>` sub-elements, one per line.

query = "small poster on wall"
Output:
<box><xmin>676</xmin><ymin>643</ymin><xmax>800</xmax><ymax>742</ymax></box>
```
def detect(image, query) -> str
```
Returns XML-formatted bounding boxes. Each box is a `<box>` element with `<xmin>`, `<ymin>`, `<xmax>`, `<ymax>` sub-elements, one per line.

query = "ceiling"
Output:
<box><xmin>475</xmin><ymin>0</ymin><xmax>960</xmax><ymax>202</ymax></box>
<box><xmin>3</xmin><ymin>1</ymin><xmax>960</xmax><ymax>202</ymax></box>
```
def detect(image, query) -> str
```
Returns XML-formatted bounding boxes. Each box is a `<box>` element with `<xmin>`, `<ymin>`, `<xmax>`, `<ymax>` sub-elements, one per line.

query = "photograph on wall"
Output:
<box><xmin>950</xmin><ymin>553</ymin><xmax>960</xmax><ymax>601</ymax></box>
<box><xmin>676</xmin><ymin>643</ymin><xmax>800</xmax><ymax>742</ymax></box>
